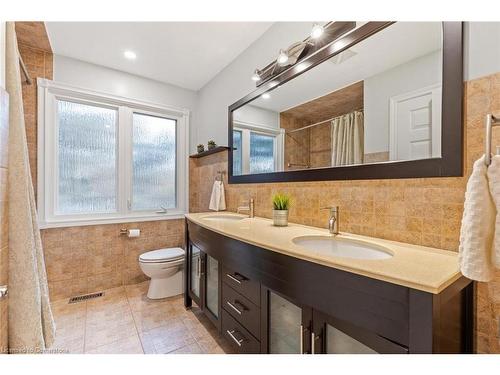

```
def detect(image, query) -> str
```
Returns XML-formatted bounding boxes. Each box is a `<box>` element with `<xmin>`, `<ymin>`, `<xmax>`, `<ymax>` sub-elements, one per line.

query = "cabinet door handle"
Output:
<box><xmin>311</xmin><ymin>332</ymin><xmax>315</xmax><ymax>354</ymax></box>
<box><xmin>300</xmin><ymin>324</ymin><xmax>304</xmax><ymax>354</ymax></box>
<box><xmin>225</xmin><ymin>273</ymin><xmax>243</xmax><ymax>284</ymax></box>
<box><xmin>311</xmin><ymin>331</ymin><xmax>321</xmax><ymax>354</ymax></box>
<box><xmin>226</xmin><ymin>329</ymin><xmax>244</xmax><ymax>347</ymax></box>
<box><xmin>226</xmin><ymin>301</ymin><xmax>243</xmax><ymax>315</ymax></box>
<box><xmin>196</xmin><ymin>256</ymin><xmax>201</xmax><ymax>278</ymax></box>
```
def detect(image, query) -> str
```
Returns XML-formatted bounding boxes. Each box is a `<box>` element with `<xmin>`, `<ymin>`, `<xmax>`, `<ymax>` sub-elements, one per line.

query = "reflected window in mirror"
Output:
<box><xmin>233</xmin><ymin>129</ymin><xmax>243</xmax><ymax>175</ymax></box>
<box><xmin>232</xmin><ymin>110</ymin><xmax>285</xmax><ymax>175</ymax></box>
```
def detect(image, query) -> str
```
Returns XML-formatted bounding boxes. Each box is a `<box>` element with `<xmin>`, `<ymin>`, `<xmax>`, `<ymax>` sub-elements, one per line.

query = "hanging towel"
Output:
<box><xmin>458</xmin><ymin>155</ymin><xmax>496</xmax><ymax>282</ymax></box>
<box><xmin>209</xmin><ymin>180</ymin><xmax>226</xmax><ymax>211</ymax></box>
<box><xmin>487</xmin><ymin>155</ymin><xmax>500</xmax><ymax>268</ymax></box>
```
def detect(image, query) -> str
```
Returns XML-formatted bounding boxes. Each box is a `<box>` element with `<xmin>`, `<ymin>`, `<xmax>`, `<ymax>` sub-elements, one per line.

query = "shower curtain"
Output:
<box><xmin>331</xmin><ymin>110</ymin><xmax>364</xmax><ymax>166</ymax></box>
<box><xmin>5</xmin><ymin>22</ymin><xmax>55</xmax><ymax>353</ymax></box>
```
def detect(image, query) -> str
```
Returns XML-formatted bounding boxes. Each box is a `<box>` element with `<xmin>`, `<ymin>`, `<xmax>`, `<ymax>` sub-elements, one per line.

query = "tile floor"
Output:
<box><xmin>48</xmin><ymin>281</ymin><xmax>234</xmax><ymax>354</ymax></box>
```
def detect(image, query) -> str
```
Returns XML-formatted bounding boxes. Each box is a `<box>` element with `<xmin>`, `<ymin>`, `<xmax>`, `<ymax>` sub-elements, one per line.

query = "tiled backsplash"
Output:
<box><xmin>189</xmin><ymin>72</ymin><xmax>500</xmax><ymax>353</ymax></box>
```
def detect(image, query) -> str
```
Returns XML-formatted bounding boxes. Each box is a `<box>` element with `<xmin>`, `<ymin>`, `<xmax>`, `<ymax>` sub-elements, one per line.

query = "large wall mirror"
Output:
<box><xmin>228</xmin><ymin>22</ymin><xmax>463</xmax><ymax>183</ymax></box>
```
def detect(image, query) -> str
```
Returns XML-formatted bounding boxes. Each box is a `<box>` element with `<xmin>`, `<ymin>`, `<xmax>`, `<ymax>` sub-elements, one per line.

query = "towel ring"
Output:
<box><xmin>216</xmin><ymin>170</ymin><xmax>226</xmax><ymax>181</ymax></box>
<box><xmin>485</xmin><ymin>113</ymin><xmax>500</xmax><ymax>166</ymax></box>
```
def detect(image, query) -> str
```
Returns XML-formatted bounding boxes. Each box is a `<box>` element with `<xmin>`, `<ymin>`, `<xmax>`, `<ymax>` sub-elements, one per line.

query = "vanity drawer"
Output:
<box><xmin>222</xmin><ymin>265</ymin><xmax>260</xmax><ymax>306</ymax></box>
<box><xmin>222</xmin><ymin>283</ymin><xmax>260</xmax><ymax>339</ymax></box>
<box><xmin>221</xmin><ymin>309</ymin><xmax>260</xmax><ymax>354</ymax></box>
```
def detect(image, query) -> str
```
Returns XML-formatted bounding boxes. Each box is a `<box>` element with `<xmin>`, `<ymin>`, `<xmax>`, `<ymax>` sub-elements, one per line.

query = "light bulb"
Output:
<box><xmin>310</xmin><ymin>23</ymin><xmax>324</xmax><ymax>39</ymax></box>
<box><xmin>124</xmin><ymin>50</ymin><xmax>137</xmax><ymax>60</ymax></box>
<box><xmin>261</xmin><ymin>93</ymin><xmax>270</xmax><ymax>99</ymax></box>
<box><xmin>251</xmin><ymin>69</ymin><xmax>261</xmax><ymax>81</ymax></box>
<box><xmin>277</xmin><ymin>49</ymin><xmax>289</xmax><ymax>65</ymax></box>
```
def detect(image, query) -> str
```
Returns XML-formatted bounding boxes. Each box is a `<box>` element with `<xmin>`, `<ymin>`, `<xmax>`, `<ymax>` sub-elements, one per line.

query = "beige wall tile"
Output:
<box><xmin>0</xmin><ymin>298</ymin><xmax>7</xmax><ymax>353</ymax></box>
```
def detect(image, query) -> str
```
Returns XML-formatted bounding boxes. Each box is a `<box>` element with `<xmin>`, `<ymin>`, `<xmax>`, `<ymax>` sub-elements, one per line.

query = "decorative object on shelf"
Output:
<box><xmin>197</xmin><ymin>144</ymin><xmax>205</xmax><ymax>153</ymax></box>
<box><xmin>272</xmin><ymin>192</ymin><xmax>291</xmax><ymax>227</ymax></box>
<box><xmin>208</xmin><ymin>140</ymin><xmax>217</xmax><ymax>150</ymax></box>
<box><xmin>252</xmin><ymin>22</ymin><xmax>356</xmax><ymax>87</ymax></box>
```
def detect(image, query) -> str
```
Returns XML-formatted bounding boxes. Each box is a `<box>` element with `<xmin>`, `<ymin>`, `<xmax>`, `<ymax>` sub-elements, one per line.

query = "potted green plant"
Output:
<box><xmin>272</xmin><ymin>192</ymin><xmax>291</xmax><ymax>227</ymax></box>
<box><xmin>207</xmin><ymin>140</ymin><xmax>217</xmax><ymax>150</ymax></box>
<box><xmin>197</xmin><ymin>144</ymin><xmax>205</xmax><ymax>153</ymax></box>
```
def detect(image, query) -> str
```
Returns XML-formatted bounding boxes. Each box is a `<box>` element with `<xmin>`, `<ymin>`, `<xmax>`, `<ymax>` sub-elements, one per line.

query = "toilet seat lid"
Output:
<box><xmin>139</xmin><ymin>247</ymin><xmax>185</xmax><ymax>263</ymax></box>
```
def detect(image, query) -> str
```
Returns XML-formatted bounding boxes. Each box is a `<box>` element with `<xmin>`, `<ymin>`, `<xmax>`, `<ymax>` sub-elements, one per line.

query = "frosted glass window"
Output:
<box><xmin>250</xmin><ymin>132</ymin><xmax>275</xmax><ymax>174</ymax></box>
<box><xmin>132</xmin><ymin>113</ymin><xmax>176</xmax><ymax>210</ymax></box>
<box><xmin>233</xmin><ymin>130</ymin><xmax>242</xmax><ymax>176</ymax></box>
<box><xmin>57</xmin><ymin>100</ymin><xmax>117</xmax><ymax>214</ymax></box>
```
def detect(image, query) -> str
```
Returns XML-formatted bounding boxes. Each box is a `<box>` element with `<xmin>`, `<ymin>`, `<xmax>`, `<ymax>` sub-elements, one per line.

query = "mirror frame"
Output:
<box><xmin>228</xmin><ymin>21</ymin><xmax>463</xmax><ymax>184</ymax></box>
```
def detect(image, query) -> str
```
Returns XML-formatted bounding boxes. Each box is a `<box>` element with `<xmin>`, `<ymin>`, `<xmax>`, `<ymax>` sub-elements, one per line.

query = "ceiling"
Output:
<box><xmin>249</xmin><ymin>22</ymin><xmax>443</xmax><ymax>112</ymax></box>
<box><xmin>45</xmin><ymin>22</ymin><xmax>273</xmax><ymax>91</ymax></box>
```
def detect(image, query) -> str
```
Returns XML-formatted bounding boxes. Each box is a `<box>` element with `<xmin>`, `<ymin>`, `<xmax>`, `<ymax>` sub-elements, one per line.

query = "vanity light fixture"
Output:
<box><xmin>277</xmin><ymin>49</ymin><xmax>289</xmax><ymax>65</ymax></box>
<box><xmin>310</xmin><ymin>23</ymin><xmax>324</xmax><ymax>39</ymax></box>
<box><xmin>251</xmin><ymin>69</ymin><xmax>262</xmax><ymax>81</ymax></box>
<box><xmin>251</xmin><ymin>22</ymin><xmax>356</xmax><ymax>87</ymax></box>
<box><xmin>124</xmin><ymin>50</ymin><xmax>137</xmax><ymax>60</ymax></box>
<box><xmin>261</xmin><ymin>93</ymin><xmax>270</xmax><ymax>99</ymax></box>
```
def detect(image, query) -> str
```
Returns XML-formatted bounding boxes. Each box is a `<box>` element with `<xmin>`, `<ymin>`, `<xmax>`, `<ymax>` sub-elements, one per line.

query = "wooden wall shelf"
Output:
<box><xmin>190</xmin><ymin>146</ymin><xmax>229</xmax><ymax>159</ymax></box>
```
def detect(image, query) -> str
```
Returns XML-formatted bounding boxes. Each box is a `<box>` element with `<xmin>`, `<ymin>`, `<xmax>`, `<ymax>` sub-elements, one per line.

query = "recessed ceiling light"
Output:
<box><xmin>261</xmin><ymin>93</ymin><xmax>270</xmax><ymax>99</ymax></box>
<box><xmin>124</xmin><ymin>50</ymin><xmax>137</xmax><ymax>60</ymax></box>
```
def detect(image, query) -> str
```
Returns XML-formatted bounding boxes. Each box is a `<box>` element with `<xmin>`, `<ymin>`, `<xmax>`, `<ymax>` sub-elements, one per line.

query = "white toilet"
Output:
<box><xmin>138</xmin><ymin>247</ymin><xmax>185</xmax><ymax>299</ymax></box>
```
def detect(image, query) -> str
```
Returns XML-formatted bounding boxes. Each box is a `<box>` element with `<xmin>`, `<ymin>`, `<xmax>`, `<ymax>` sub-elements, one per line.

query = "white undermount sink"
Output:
<box><xmin>201</xmin><ymin>214</ymin><xmax>246</xmax><ymax>221</ymax></box>
<box><xmin>292</xmin><ymin>235</ymin><xmax>393</xmax><ymax>260</ymax></box>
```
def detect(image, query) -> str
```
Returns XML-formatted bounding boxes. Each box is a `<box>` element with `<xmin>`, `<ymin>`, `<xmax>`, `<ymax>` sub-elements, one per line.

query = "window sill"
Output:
<box><xmin>38</xmin><ymin>213</ymin><xmax>186</xmax><ymax>229</ymax></box>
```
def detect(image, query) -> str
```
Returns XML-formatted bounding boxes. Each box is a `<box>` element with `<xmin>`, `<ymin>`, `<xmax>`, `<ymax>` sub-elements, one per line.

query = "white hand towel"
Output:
<box><xmin>459</xmin><ymin>155</ymin><xmax>496</xmax><ymax>281</ymax></box>
<box><xmin>219</xmin><ymin>181</ymin><xmax>226</xmax><ymax>211</ymax></box>
<box><xmin>209</xmin><ymin>180</ymin><xmax>226</xmax><ymax>211</ymax></box>
<box><xmin>487</xmin><ymin>155</ymin><xmax>500</xmax><ymax>268</ymax></box>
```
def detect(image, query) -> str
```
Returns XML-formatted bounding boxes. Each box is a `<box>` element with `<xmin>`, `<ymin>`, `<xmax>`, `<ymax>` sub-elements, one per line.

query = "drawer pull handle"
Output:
<box><xmin>225</xmin><ymin>273</ymin><xmax>245</xmax><ymax>284</ymax></box>
<box><xmin>226</xmin><ymin>329</ymin><xmax>244</xmax><ymax>347</ymax></box>
<box><xmin>226</xmin><ymin>300</ymin><xmax>244</xmax><ymax>315</ymax></box>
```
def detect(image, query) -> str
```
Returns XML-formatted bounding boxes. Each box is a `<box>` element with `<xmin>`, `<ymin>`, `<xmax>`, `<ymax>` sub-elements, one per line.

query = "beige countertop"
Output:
<box><xmin>185</xmin><ymin>212</ymin><xmax>463</xmax><ymax>294</ymax></box>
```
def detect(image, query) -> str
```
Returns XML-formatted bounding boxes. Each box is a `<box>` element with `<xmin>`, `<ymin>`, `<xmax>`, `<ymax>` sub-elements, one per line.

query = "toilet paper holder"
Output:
<box><xmin>120</xmin><ymin>228</ymin><xmax>141</xmax><ymax>237</ymax></box>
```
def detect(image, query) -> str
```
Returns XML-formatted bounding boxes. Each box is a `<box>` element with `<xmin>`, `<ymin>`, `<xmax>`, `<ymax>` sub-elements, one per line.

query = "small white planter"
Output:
<box><xmin>273</xmin><ymin>210</ymin><xmax>289</xmax><ymax>227</ymax></box>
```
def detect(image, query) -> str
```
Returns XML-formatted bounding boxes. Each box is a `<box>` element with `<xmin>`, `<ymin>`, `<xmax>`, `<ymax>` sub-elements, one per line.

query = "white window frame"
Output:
<box><xmin>233</xmin><ymin>120</ymin><xmax>284</xmax><ymax>175</ymax></box>
<box><xmin>37</xmin><ymin>78</ymin><xmax>189</xmax><ymax>228</ymax></box>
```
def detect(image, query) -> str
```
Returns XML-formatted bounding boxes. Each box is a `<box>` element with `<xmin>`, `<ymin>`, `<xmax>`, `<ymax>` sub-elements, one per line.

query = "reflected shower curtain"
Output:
<box><xmin>331</xmin><ymin>111</ymin><xmax>364</xmax><ymax>166</ymax></box>
<box><xmin>6</xmin><ymin>22</ymin><xmax>55</xmax><ymax>353</ymax></box>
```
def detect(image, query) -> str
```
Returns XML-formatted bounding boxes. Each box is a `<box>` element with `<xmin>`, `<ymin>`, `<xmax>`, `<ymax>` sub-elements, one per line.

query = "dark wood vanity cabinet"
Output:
<box><xmin>184</xmin><ymin>219</ymin><xmax>473</xmax><ymax>354</ymax></box>
<box><xmin>186</xmin><ymin>243</ymin><xmax>221</xmax><ymax>330</ymax></box>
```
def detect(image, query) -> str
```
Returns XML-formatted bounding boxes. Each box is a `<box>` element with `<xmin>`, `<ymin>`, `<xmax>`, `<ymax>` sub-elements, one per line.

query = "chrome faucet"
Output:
<box><xmin>321</xmin><ymin>206</ymin><xmax>339</xmax><ymax>235</ymax></box>
<box><xmin>237</xmin><ymin>198</ymin><xmax>255</xmax><ymax>218</ymax></box>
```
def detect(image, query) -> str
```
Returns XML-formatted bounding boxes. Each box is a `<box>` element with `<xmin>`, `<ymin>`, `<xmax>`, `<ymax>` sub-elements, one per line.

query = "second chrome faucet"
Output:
<box><xmin>237</xmin><ymin>198</ymin><xmax>255</xmax><ymax>218</ymax></box>
<box><xmin>321</xmin><ymin>206</ymin><xmax>339</xmax><ymax>235</ymax></box>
